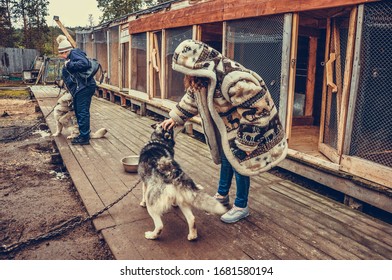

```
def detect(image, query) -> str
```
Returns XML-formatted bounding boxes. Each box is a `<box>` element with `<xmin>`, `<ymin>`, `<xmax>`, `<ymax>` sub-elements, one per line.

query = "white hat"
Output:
<box><xmin>56</xmin><ymin>35</ymin><xmax>73</xmax><ymax>53</ymax></box>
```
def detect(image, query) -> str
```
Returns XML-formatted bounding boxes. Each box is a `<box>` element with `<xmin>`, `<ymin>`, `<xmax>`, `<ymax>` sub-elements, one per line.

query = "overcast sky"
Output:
<box><xmin>45</xmin><ymin>0</ymin><xmax>103</xmax><ymax>28</ymax></box>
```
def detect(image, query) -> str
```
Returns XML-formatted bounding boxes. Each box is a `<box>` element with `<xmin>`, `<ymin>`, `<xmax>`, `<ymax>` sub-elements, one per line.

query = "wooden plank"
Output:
<box><xmin>333</xmin><ymin>20</ymin><xmax>342</xmax><ymax>121</ymax></box>
<box><xmin>129</xmin><ymin>0</ymin><xmax>224</xmax><ymax>34</ymax></box>
<box><xmin>272</xmin><ymin>183</ymin><xmax>392</xmax><ymax>257</ymax></box>
<box><xmin>286</xmin><ymin>13</ymin><xmax>299</xmax><ymax>141</ymax></box>
<box><xmin>161</xmin><ymin>29</ymin><xmax>167</xmax><ymax>99</ymax></box>
<box><xmin>343</xmin><ymin>5</ymin><xmax>364</xmax><ymax>154</ymax></box>
<box><xmin>279</xmin><ymin>157</ymin><xmax>392</xmax><ymax>214</ymax></box>
<box><xmin>275</xmin><ymin>180</ymin><xmax>392</xmax><ymax>235</ymax></box>
<box><xmin>223</xmin><ymin>0</ymin><xmax>379</xmax><ymax>21</ymax></box>
<box><xmin>305</xmin><ymin>36</ymin><xmax>317</xmax><ymax>117</ymax></box>
<box><xmin>340</xmin><ymin>155</ymin><xmax>392</xmax><ymax>190</ymax></box>
<box><xmin>319</xmin><ymin>142</ymin><xmax>340</xmax><ymax>163</ymax></box>
<box><xmin>128</xmin><ymin>0</ymin><xmax>379</xmax><ymax>34</ymax></box>
<box><xmin>249</xmin><ymin>183</ymin><xmax>360</xmax><ymax>259</ymax></box>
<box><xmin>278</xmin><ymin>13</ymin><xmax>292</xmax><ymax>130</ymax></box>
<box><xmin>337</xmin><ymin>7</ymin><xmax>357</xmax><ymax>160</ymax></box>
<box><xmin>265</xmin><ymin>183</ymin><xmax>391</xmax><ymax>259</ymax></box>
<box><xmin>318</xmin><ymin>17</ymin><xmax>330</xmax><ymax>156</ymax></box>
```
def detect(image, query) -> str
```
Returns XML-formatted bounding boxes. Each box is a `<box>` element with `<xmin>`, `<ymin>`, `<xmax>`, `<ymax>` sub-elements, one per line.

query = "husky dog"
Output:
<box><xmin>52</xmin><ymin>91</ymin><xmax>108</xmax><ymax>139</ymax></box>
<box><xmin>138</xmin><ymin>124</ymin><xmax>226</xmax><ymax>241</ymax></box>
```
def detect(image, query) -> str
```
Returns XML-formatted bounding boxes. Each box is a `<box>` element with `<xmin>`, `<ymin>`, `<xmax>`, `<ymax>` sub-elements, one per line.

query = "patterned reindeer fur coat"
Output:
<box><xmin>170</xmin><ymin>39</ymin><xmax>288</xmax><ymax>176</ymax></box>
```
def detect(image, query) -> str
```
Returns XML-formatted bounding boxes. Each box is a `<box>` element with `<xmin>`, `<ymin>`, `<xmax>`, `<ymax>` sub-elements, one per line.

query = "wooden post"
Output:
<box><xmin>53</xmin><ymin>16</ymin><xmax>77</xmax><ymax>48</ymax></box>
<box><xmin>338</xmin><ymin>7</ymin><xmax>357</xmax><ymax>160</ymax></box>
<box><xmin>305</xmin><ymin>36</ymin><xmax>317</xmax><ymax>117</ymax></box>
<box><xmin>185</xmin><ymin>123</ymin><xmax>194</xmax><ymax>136</ymax></box>
<box><xmin>319</xmin><ymin>17</ymin><xmax>332</xmax><ymax>145</ymax></box>
<box><xmin>285</xmin><ymin>13</ymin><xmax>299</xmax><ymax>141</ymax></box>
<box><xmin>161</xmin><ymin>29</ymin><xmax>167</xmax><ymax>99</ymax></box>
<box><xmin>333</xmin><ymin>20</ymin><xmax>342</xmax><ymax>122</ymax></box>
<box><xmin>140</xmin><ymin>102</ymin><xmax>146</xmax><ymax>116</ymax></box>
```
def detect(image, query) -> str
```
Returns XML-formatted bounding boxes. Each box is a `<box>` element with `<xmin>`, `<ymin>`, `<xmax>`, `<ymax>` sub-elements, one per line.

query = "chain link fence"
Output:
<box><xmin>165</xmin><ymin>27</ymin><xmax>193</xmax><ymax>102</ymax></box>
<box><xmin>349</xmin><ymin>1</ymin><xmax>392</xmax><ymax>168</ymax></box>
<box><xmin>131</xmin><ymin>33</ymin><xmax>147</xmax><ymax>92</ymax></box>
<box><xmin>225</xmin><ymin>15</ymin><xmax>286</xmax><ymax>111</ymax></box>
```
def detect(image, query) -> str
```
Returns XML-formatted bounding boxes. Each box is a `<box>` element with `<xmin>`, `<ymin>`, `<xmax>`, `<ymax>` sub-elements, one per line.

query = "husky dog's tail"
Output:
<box><xmin>90</xmin><ymin>128</ymin><xmax>108</xmax><ymax>139</ymax></box>
<box><xmin>192</xmin><ymin>185</ymin><xmax>227</xmax><ymax>214</ymax></box>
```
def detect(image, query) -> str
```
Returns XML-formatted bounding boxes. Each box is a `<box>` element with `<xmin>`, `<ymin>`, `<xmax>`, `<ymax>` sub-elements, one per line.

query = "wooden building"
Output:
<box><xmin>75</xmin><ymin>0</ymin><xmax>392</xmax><ymax>214</ymax></box>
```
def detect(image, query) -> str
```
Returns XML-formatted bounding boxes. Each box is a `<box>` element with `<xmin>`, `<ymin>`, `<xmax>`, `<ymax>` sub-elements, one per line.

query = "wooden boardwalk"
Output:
<box><xmin>32</xmin><ymin>85</ymin><xmax>392</xmax><ymax>260</ymax></box>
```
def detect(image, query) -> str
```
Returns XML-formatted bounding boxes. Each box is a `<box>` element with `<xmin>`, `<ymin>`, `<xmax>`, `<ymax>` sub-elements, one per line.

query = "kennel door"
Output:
<box><xmin>319</xmin><ymin>8</ymin><xmax>357</xmax><ymax>164</ymax></box>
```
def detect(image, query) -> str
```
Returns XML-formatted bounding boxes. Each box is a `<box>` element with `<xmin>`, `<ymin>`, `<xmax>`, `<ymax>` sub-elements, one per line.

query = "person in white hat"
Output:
<box><xmin>56</xmin><ymin>35</ymin><xmax>97</xmax><ymax>145</ymax></box>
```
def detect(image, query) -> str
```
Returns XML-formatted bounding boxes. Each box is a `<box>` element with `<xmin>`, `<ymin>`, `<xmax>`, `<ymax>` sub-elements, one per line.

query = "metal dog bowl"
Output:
<box><xmin>121</xmin><ymin>155</ymin><xmax>139</xmax><ymax>173</ymax></box>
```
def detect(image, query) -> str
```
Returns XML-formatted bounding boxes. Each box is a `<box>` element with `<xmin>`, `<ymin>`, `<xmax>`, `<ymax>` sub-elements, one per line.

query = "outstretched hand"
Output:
<box><xmin>161</xmin><ymin>118</ymin><xmax>176</xmax><ymax>130</ymax></box>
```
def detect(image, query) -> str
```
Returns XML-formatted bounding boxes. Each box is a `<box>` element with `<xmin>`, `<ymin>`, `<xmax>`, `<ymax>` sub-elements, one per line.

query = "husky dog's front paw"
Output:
<box><xmin>145</xmin><ymin>231</ymin><xmax>158</xmax><ymax>240</ymax></box>
<box><xmin>139</xmin><ymin>201</ymin><xmax>146</xmax><ymax>207</ymax></box>
<box><xmin>187</xmin><ymin>231</ymin><xmax>198</xmax><ymax>241</ymax></box>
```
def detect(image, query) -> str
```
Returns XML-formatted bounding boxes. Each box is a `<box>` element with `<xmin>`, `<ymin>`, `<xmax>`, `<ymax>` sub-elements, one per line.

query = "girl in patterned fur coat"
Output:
<box><xmin>162</xmin><ymin>39</ymin><xmax>288</xmax><ymax>223</ymax></box>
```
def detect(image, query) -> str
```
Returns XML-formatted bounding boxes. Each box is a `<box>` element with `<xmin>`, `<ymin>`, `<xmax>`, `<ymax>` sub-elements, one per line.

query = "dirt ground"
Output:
<box><xmin>0</xmin><ymin>85</ymin><xmax>114</xmax><ymax>260</ymax></box>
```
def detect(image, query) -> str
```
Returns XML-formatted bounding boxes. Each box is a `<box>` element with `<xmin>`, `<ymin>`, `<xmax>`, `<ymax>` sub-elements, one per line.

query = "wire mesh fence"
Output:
<box><xmin>225</xmin><ymin>15</ymin><xmax>286</xmax><ymax>110</ymax></box>
<box><xmin>349</xmin><ymin>1</ymin><xmax>392</xmax><ymax>168</ymax></box>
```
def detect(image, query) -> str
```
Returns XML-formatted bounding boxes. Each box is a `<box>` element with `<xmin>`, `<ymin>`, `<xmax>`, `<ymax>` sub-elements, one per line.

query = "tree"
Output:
<box><xmin>88</xmin><ymin>14</ymin><xmax>95</xmax><ymax>28</ymax></box>
<box><xmin>0</xmin><ymin>0</ymin><xmax>16</xmax><ymax>47</ymax></box>
<box><xmin>12</xmin><ymin>0</ymin><xmax>49</xmax><ymax>53</ymax></box>
<box><xmin>97</xmin><ymin>0</ymin><xmax>168</xmax><ymax>23</ymax></box>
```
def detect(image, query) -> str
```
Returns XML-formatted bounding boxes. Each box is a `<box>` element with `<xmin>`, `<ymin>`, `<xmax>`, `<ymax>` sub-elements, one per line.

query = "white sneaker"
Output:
<box><xmin>220</xmin><ymin>205</ymin><xmax>249</xmax><ymax>223</ymax></box>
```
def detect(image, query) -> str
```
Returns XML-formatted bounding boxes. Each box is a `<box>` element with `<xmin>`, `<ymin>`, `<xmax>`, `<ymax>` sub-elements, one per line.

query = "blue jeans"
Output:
<box><xmin>217</xmin><ymin>153</ymin><xmax>250</xmax><ymax>208</ymax></box>
<box><xmin>73</xmin><ymin>85</ymin><xmax>95</xmax><ymax>138</ymax></box>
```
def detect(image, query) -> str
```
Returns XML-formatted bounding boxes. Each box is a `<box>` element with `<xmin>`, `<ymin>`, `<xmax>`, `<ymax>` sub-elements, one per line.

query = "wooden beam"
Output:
<box><xmin>128</xmin><ymin>0</ymin><xmax>380</xmax><ymax>35</ymax></box>
<box><xmin>129</xmin><ymin>0</ymin><xmax>224</xmax><ymax>34</ymax></box>
<box><xmin>148</xmin><ymin>32</ymin><xmax>154</xmax><ymax>99</ymax></box>
<box><xmin>305</xmin><ymin>36</ymin><xmax>317</xmax><ymax>117</ymax></box>
<box><xmin>337</xmin><ymin>6</ymin><xmax>357</xmax><ymax>160</ymax></box>
<box><xmin>340</xmin><ymin>155</ymin><xmax>392</xmax><ymax>189</ymax></box>
<box><xmin>333</xmin><ymin>19</ymin><xmax>342</xmax><ymax>121</ymax></box>
<box><xmin>54</xmin><ymin>16</ymin><xmax>77</xmax><ymax>48</ymax></box>
<box><xmin>279</xmin><ymin>157</ymin><xmax>392</xmax><ymax>213</ymax></box>
<box><xmin>318</xmin><ymin>17</ymin><xmax>331</xmax><ymax>145</ymax></box>
<box><xmin>286</xmin><ymin>13</ymin><xmax>299</xmax><ymax>142</ymax></box>
<box><xmin>161</xmin><ymin>29</ymin><xmax>167</xmax><ymax>100</ymax></box>
<box><xmin>222</xmin><ymin>0</ymin><xmax>379</xmax><ymax>21</ymax></box>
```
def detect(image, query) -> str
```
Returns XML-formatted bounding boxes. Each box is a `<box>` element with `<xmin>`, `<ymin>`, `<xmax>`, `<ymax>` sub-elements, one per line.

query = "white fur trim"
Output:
<box><xmin>221</xmin><ymin>71</ymin><xmax>261</xmax><ymax>102</ymax></box>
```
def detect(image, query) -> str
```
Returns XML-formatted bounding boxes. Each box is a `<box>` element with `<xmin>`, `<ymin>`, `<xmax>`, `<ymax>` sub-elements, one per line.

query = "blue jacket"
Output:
<box><xmin>62</xmin><ymin>48</ymin><xmax>96</xmax><ymax>96</ymax></box>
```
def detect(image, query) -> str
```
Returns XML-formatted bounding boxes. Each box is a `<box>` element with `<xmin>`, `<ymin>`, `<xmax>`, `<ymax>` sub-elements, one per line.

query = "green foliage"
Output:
<box><xmin>0</xmin><ymin>88</ymin><xmax>30</xmax><ymax>99</ymax></box>
<box><xmin>97</xmin><ymin>0</ymin><xmax>168</xmax><ymax>23</ymax></box>
<box><xmin>1</xmin><ymin>0</ymin><xmax>169</xmax><ymax>53</ymax></box>
<box><xmin>1</xmin><ymin>0</ymin><xmax>50</xmax><ymax>52</ymax></box>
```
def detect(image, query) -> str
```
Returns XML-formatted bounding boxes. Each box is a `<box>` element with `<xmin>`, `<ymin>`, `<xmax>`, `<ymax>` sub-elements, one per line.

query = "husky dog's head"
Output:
<box><xmin>55</xmin><ymin>79</ymin><xmax>65</xmax><ymax>88</ymax></box>
<box><xmin>57</xmin><ymin>92</ymin><xmax>73</xmax><ymax>107</ymax></box>
<box><xmin>150</xmin><ymin>123</ymin><xmax>175</xmax><ymax>147</ymax></box>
